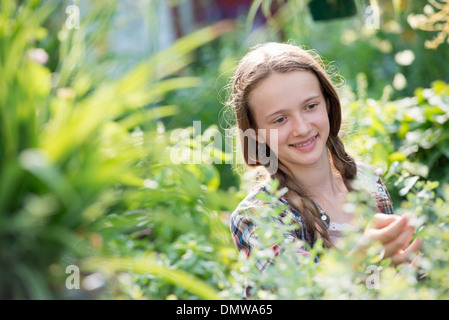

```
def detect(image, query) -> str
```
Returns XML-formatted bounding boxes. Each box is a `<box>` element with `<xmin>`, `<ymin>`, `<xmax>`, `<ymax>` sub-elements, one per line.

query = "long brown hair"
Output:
<box><xmin>228</xmin><ymin>42</ymin><xmax>357</xmax><ymax>248</ymax></box>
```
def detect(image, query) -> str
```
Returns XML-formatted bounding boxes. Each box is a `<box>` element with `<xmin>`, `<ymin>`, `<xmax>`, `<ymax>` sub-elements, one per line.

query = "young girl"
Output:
<box><xmin>228</xmin><ymin>42</ymin><xmax>422</xmax><ymax>274</ymax></box>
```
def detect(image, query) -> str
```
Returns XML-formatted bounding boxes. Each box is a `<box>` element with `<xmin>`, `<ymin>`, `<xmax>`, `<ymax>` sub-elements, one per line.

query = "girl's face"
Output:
<box><xmin>248</xmin><ymin>71</ymin><xmax>330</xmax><ymax>171</ymax></box>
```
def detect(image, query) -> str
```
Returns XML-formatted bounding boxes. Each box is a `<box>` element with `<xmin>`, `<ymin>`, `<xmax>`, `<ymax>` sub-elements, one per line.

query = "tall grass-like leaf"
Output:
<box><xmin>83</xmin><ymin>256</ymin><xmax>221</xmax><ymax>300</ymax></box>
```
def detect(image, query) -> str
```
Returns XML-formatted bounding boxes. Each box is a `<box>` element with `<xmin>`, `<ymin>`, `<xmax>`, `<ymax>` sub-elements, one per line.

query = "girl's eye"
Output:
<box><xmin>274</xmin><ymin>116</ymin><xmax>286</xmax><ymax>124</ymax></box>
<box><xmin>306</xmin><ymin>103</ymin><xmax>317</xmax><ymax>110</ymax></box>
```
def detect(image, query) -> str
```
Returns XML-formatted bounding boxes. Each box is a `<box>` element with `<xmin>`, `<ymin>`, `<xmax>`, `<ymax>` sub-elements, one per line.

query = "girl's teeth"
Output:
<box><xmin>292</xmin><ymin>137</ymin><xmax>315</xmax><ymax>147</ymax></box>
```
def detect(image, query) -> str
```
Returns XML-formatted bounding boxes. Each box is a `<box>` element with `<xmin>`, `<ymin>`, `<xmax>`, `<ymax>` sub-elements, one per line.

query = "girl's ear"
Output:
<box><xmin>254</xmin><ymin>128</ymin><xmax>268</xmax><ymax>144</ymax></box>
<box><xmin>242</xmin><ymin>127</ymin><xmax>265</xmax><ymax>145</ymax></box>
<box><xmin>255</xmin><ymin>132</ymin><xmax>266</xmax><ymax>144</ymax></box>
<box><xmin>248</xmin><ymin>122</ymin><xmax>266</xmax><ymax>144</ymax></box>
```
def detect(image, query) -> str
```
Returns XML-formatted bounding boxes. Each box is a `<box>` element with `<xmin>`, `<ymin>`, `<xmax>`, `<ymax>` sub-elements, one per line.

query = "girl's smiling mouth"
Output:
<box><xmin>289</xmin><ymin>134</ymin><xmax>318</xmax><ymax>151</ymax></box>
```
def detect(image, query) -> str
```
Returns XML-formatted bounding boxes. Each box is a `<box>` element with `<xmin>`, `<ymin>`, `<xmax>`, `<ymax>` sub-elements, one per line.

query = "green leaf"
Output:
<box><xmin>399</xmin><ymin>176</ymin><xmax>419</xmax><ymax>196</ymax></box>
<box><xmin>83</xmin><ymin>256</ymin><xmax>221</xmax><ymax>300</ymax></box>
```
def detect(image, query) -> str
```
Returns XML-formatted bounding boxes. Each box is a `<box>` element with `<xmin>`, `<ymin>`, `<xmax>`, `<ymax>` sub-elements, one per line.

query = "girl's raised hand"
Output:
<box><xmin>364</xmin><ymin>213</ymin><xmax>423</xmax><ymax>266</ymax></box>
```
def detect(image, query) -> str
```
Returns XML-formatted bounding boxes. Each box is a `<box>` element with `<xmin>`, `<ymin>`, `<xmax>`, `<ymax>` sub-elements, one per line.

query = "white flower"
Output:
<box><xmin>395</xmin><ymin>50</ymin><xmax>415</xmax><ymax>66</ymax></box>
<box><xmin>27</xmin><ymin>48</ymin><xmax>49</xmax><ymax>65</ymax></box>
<box><xmin>393</xmin><ymin>73</ymin><xmax>407</xmax><ymax>91</ymax></box>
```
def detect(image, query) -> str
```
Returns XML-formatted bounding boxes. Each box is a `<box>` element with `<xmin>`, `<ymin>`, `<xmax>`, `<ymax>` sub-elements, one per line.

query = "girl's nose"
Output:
<box><xmin>291</xmin><ymin>113</ymin><xmax>311</xmax><ymax>137</ymax></box>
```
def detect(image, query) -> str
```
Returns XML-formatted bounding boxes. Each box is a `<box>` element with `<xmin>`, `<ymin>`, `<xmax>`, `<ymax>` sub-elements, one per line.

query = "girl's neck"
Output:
<box><xmin>290</xmin><ymin>153</ymin><xmax>346</xmax><ymax>200</ymax></box>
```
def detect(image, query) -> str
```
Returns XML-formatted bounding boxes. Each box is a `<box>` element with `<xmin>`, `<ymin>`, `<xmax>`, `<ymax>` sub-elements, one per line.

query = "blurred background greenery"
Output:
<box><xmin>0</xmin><ymin>0</ymin><xmax>448</xmax><ymax>299</ymax></box>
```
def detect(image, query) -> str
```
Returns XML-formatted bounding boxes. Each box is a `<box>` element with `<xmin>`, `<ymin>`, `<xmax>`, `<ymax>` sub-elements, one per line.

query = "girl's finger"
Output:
<box><xmin>371</xmin><ymin>213</ymin><xmax>400</xmax><ymax>229</ymax></box>
<box><xmin>391</xmin><ymin>238</ymin><xmax>423</xmax><ymax>266</ymax></box>
<box><xmin>367</xmin><ymin>215</ymin><xmax>409</xmax><ymax>244</ymax></box>
<box><xmin>381</xmin><ymin>226</ymin><xmax>414</xmax><ymax>258</ymax></box>
<box><xmin>403</xmin><ymin>237</ymin><xmax>423</xmax><ymax>255</ymax></box>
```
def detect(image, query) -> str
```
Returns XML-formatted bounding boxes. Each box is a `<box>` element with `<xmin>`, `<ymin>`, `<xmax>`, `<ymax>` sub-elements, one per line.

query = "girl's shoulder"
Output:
<box><xmin>232</xmin><ymin>182</ymin><xmax>285</xmax><ymax>216</ymax></box>
<box><xmin>354</xmin><ymin>161</ymin><xmax>386</xmax><ymax>192</ymax></box>
<box><xmin>356</xmin><ymin>161</ymin><xmax>384</xmax><ymax>177</ymax></box>
<box><xmin>354</xmin><ymin>161</ymin><xmax>394</xmax><ymax>214</ymax></box>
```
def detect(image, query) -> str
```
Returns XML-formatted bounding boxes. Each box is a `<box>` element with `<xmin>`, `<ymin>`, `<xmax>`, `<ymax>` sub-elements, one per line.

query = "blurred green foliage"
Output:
<box><xmin>0</xmin><ymin>0</ymin><xmax>237</xmax><ymax>299</ymax></box>
<box><xmin>0</xmin><ymin>0</ymin><xmax>448</xmax><ymax>300</ymax></box>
